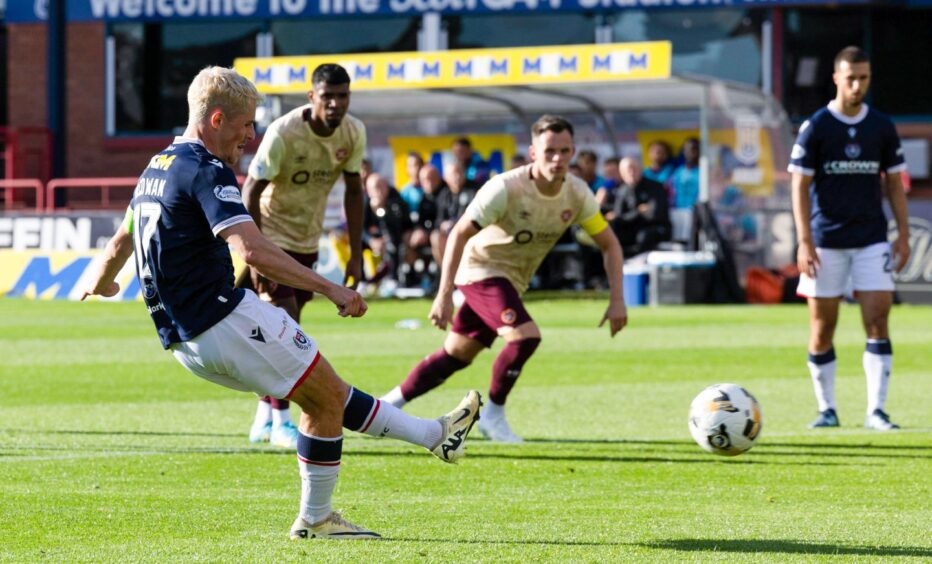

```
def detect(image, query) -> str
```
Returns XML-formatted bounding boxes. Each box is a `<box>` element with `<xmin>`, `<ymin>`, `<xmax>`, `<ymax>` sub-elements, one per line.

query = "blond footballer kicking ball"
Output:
<box><xmin>688</xmin><ymin>383</ymin><xmax>762</xmax><ymax>456</ymax></box>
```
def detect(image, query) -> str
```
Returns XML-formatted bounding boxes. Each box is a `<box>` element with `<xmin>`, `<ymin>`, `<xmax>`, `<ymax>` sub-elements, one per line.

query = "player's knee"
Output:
<box><xmin>511</xmin><ymin>321</ymin><xmax>541</xmax><ymax>340</ymax></box>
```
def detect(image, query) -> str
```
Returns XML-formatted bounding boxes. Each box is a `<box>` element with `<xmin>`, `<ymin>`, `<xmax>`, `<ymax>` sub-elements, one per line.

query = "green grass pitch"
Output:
<box><xmin>1</xmin><ymin>297</ymin><xmax>930</xmax><ymax>562</ymax></box>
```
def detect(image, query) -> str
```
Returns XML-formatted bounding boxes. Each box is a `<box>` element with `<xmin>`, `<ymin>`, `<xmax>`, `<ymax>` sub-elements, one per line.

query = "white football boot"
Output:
<box><xmin>289</xmin><ymin>512</ymin><xmax>381</xmax><ymax>540</ymax></box>
<box><xmin>431</xmin><ymin>390</ymin><xmax>482</xmax><ymax>463</ymax></box>
<box><xmin>865</xmin><ymin>409</ymin><xmax>900</xmax><ymax>431</ymax></box>
<box><xmin>478</xmin><ymin>410</ymin><xmax>524</xmax><ymax>443</ymax></box>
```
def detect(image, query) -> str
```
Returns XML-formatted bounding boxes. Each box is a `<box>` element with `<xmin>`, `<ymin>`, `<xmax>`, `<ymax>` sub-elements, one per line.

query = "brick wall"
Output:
<box><xmin>7</xmin><ymin>24</ymin><xmax>48</xmax><ymax>129</ymax></box>
<box><xmin>66</xmin><ymin>23</ymin><xmax>167</xmax><ymax>178</ymax></box>
<box><xmin>8</xmin><ymin>22</ymin><xmax>167</xmax><ymax>180</ymax></box>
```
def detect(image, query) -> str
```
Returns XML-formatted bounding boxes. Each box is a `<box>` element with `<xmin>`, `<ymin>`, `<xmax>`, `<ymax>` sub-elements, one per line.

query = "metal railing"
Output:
<box><xmin>0</xmin><ymin>179</ymin><xmax>46</xmax><ymax>211</ymax></box>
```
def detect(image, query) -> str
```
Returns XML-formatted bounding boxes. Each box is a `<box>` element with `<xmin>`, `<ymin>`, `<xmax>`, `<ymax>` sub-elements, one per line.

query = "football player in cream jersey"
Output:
<box><xmin>242</xmin><ymin>64</ymin><xmax>367</xmax><ymax>448</ymax></box>
<box><xmin>381</xmin><ymin>115</ymin><xmax>628</xmax><ymax>442</ymax></box>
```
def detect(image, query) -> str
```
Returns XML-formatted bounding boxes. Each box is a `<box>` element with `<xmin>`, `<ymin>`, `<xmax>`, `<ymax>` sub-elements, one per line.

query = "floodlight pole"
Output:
<box><xmin>47</xmin><ymin>0</ymin><xmax>66</xmax><ymax>181</ymax></box>
<box><xmin>699</xmin><ymin>86</ymin><xmax>710</xmax><ymax>203</ymax></box>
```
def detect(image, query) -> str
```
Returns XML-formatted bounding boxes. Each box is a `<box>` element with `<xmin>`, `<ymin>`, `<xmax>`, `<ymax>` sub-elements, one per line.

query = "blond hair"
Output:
<box><xmin>186</xmin><ymin>66</ymin><xmax>261</xmax><ymax>125</ymax></box>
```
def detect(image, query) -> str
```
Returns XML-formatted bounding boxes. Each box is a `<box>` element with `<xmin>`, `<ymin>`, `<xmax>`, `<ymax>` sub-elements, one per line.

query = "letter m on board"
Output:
<box><xmin>523</xmin><ymin>58</ymin><xmax>542</xmax><ymax>74</ymax></box>
<box><xmin>9</xmin><ymin>257</ymin><xmax>92</xmax><ymax>299</ymax></box>
<box><xmin>592</xmin><ymin>54</ymin><xmax>611</xmax><ymax>72</ymax></box>
<box><xmin>387</xmin><ymin>63</ymin><xmax>405</xmax><ymax>80</ymax></box>
<box><xmin>288</xmin><ymin>66</ymin><xmax>306</xmax><ymax>84</ymax></box>
<box><xmin>254</xmin><ymin>67</ymin><xmax>273</xmax><ymax>84</ymax></box>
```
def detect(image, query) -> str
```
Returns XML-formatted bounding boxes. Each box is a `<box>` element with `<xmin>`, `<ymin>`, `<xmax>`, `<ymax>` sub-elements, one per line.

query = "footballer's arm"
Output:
<box><xmin>241</xmin><ymin>176</ymin><xmax>270</xmax><ymax>230</ymax></box>
<box><xmin>81</xmin><ymin>223</ymin><xmax>135</xmax><ymax>300</ymax></box>
<box><xmin>429</xmin><ymin>217</ymin><xmax>480</xmax><ymax>329</ymax></box>
<box><xmin>342</xmin><ymin>171</ymin><xmax>365</xmax><ymax>288</ymax></box>
<box><xmin>240</xmin><ymin>176</ymin><xmax>276</xmax><ymax>293</ymax></box>
<box><xmin>791</xmin><ymin>173</ymin><xmax>818</xmax><ymax>278</ymax></box>
<box><xmin>222</xmin><ymin>221</ymin><xmax>366</xmax><ymax>318</ymax></box>
<box><xmin>590</xmin><ymin>226</ymin><xmax>628</xmax><ymax>337</ymax></box>
<box><xmin>885</xmin><ymin>171</ymin><xmax>911</xmax><ymax>272</ymax></box>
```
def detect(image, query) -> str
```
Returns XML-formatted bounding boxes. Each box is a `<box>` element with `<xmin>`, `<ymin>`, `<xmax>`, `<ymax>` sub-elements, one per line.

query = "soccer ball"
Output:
<box><xmin>688</xmin><ymin>383</ymin><xmax>762</xmax><ymax>456</ymax></box>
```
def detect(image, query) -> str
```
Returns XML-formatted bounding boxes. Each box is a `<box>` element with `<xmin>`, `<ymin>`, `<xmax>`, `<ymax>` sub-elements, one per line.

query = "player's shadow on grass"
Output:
<box><xmin>642</xmin><ymin>539</ymin><xmax>932</xmax><ymax>557</ymax></box>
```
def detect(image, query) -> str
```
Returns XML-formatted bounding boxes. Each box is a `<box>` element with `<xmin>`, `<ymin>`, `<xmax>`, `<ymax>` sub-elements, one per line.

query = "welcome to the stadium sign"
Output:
<box><xmin>8</xmin><ymin>0</ymin><xmax>873</xmax><ymax>23</ymax></box>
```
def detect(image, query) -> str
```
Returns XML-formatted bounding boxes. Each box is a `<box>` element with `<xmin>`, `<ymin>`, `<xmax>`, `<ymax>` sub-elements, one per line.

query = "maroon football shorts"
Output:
<box><xmin>269</xmin><ymin>250</ymin><xmax>319</xmax><ymax>309</ymax></box>
<box><xmin>452</xmin><ymin>277</ymin><xmax>533</xmax><ymax>348</ymax></box>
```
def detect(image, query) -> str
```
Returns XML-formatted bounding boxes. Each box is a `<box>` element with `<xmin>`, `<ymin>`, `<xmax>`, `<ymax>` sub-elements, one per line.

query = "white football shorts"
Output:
<box><xmin>170</xmin><ymin>290</ymin><xmax>320</xmax><ymax>399</ymax></box>
<box><xmin>797</xmin><ymin>241</ymin><xmax>895</xmax><ymax>298</ymax></box>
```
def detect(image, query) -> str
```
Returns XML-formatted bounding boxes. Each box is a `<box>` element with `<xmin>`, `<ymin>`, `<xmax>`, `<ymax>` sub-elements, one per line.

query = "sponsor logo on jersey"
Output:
<box><xmin>291</xmin><ymin>170</ymin><xmax>310</xmax><ymax>184</ymax></box>
<box><xmin>213</xmin><ymin>185</ymin><xmax>243</xmax><ymax>203</ymax></box>
<box><xmin>147</xmin><ymin>154</ymin><xmax>176</xmax><ymax>171</ymax></box>
<box><xmin>848</xmin><ymin>127</ymin><xmax>857</xmax><ymax>138</ymax></box>
<box><xmin>823</xmin><ymin>160</ymin><xmax>879</xmax><ymax>175</ymax></box>
<box><xmin>791</xmin><ymin>144</ymin><xmax>806</xmax><ymax>160</ymax></box>
<box><xmin>514</xmin><ymin>230</ymin><xmax>533</xmax><ymax>244</ymax></box>
<box><xmin>561</xmin><ymin>209</ymin><xmax>573</xmax><ymax>223</ymax></box>
<box><xmin>293</xmin><ymin>329</ymin><xmax>311</xmax><ymax>350</ymax></box>
<box><xmin>500</xmin><ymin>308</ymin><xmax>517</xmax><ymax>324</ymax></box>
<box><xmin>844</xmin><ymin>143</ymin><xmax>861</xmax><ymax>159</ymax></box>
<box><xmin>208</xmin><ymin>159</ymin><xmax>224</xmax><ymax>169</ymax></box>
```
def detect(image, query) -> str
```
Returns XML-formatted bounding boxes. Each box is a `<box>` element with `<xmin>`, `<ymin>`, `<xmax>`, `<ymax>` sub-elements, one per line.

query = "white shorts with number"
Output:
<box><xmin>170</xmin><ymin>290</ymin><xmax>320</xmax><ymax>399</ymax></box>
<box><xmin>796</xmin><ymin>241</ymin><xmax>895</xmax><ymax>298</ymax></box>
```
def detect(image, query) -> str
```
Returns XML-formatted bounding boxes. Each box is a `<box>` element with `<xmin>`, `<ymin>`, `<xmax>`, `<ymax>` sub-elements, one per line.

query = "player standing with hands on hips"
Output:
<box><xmin>81</xmin><ymin>67</ymin><xmax>481</xmax><ymax>540</ymax></box>
<box><xmin>789</xmin><ymin>46</ymin><xmax>910</xmax><ymax>431</ymax></box>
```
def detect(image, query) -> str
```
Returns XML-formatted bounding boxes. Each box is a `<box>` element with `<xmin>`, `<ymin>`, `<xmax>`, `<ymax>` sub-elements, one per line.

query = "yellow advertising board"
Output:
<box><xmin>389</xmin><ymin>134</ymin><xmax>517</xmax><ymax>188</ymax></box>
<box><xmin>637</xmin><ymin>127</ymin><xmax>776</xmax><ymax>197</ymax></box>
<box><xmin>235</xmin><ymin>42</ymin><xmax>672</xmax><ymax>94</ymax></box>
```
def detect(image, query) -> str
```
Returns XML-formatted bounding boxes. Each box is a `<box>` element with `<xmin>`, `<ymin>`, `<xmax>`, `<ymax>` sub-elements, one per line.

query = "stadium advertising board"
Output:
<box><xmin>388</xmin><ymin>134</ymin><xmax>517</xmax><ymax>187</ymax></box>
<box><xmin>0</xmin><ymin>214</ymin><xmax>123</xmax><ymax>251</ymax></box>
<box><xmin>10</xmin><ymin>0</ymin><xmax>874</xmax><ymax>23</ymax></box>
<box><xmin>235</xmin><ymin>42</ymin><xmax>671</xmax><ymax>94</ymax></box>
<box><xmin>1</xmin><ymin>237</ymin><xmax>346</xmax><ymax>301</ymax></box>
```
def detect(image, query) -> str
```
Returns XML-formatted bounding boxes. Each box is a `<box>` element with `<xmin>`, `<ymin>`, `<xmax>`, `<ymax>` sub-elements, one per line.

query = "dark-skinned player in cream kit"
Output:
<box><xmin>241</xmin><ymin>63</ymin><xmax>367</xmax><ymax>450</ymax></box>
<box><xmin>381</xmin><ymin>115</ymin><xmax>628</xmax><ymax>443</ymax></box>
<box><xmin>81</xmin><ymin>66</ymin><xmax>481</xmax><ymax>540</ymax></box>
<box><xmin>789</xmin><ymin>46</ymin><xmax>911</xmax><ymax>431</ymax></box>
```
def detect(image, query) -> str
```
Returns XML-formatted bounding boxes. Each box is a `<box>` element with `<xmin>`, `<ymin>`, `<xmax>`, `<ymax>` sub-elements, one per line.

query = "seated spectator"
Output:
<box><xmin>452</xmin><ymin>137</ymin><xmax>490</xmax><ymax>185</ymax></box>
<box><xmin>402</xmin><ymin>164</ymin><xmax>443</xmax><ymax>288</ymax></box>
<box><xmin>610</xmin><ymin>157</ymin><xmax>672</xmax><ymax>258</ymax></box>
<box><xmin>670</xmin><ymin>137</ymin><xmax>700</xmax><ymax>209</ymax></box>
<box><xmin>509</xmin><ymin>153</ymin><xmax>528</xmax><ymax>170</ymax></box>
<box><xmin>643</xmin><ymin>140</ymin><xmax>676</xmax><ymax>185</ymax></box>
<box><xmin>399</xmin><ymin>151</ymin><xmax>425</xmax><ymax>213</ymax></box>
<box><xmin>575</xmin><ymin>149</ymin><xmax>606</xmax><ymax>192</ymax></box>
<box><xmin>431</xmin><ymin>160</ymin><xmax>479</xmax><ymax>264</ymax></box>
<box><xmin>364</xmin><ymin>173</ymin><xmax>412</xmax><ymax>285</ymax></box>
<box><xmin>596</xmin><ymin>156</ymin><xmax>622</xmax><ymax>212</ymax></box>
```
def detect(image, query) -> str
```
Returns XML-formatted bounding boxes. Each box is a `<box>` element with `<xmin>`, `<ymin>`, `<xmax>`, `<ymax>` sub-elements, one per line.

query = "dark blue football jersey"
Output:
<box><xmin>788</xmin><ymin>103</ymin><xmax>907</xmax><ymax>248</ymax></box>
<box><xmin>128</xmin><ymin>137</ymin><xmax>253</xmax><ymax>349</ymax></box>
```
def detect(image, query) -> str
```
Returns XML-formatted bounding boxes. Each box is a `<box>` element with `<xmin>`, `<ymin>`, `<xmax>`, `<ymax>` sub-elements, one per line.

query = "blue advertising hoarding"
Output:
<box><xmin>9</xmin><ymin>0</ymin><xmax>875</xmax><ymax>23</ymax></box>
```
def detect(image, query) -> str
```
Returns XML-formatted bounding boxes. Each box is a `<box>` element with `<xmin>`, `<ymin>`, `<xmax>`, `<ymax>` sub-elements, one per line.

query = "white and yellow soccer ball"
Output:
<box><xmin>688</xmin><ymin>383</ymin><xmax>762</xmax><ymax>456</ymax></box>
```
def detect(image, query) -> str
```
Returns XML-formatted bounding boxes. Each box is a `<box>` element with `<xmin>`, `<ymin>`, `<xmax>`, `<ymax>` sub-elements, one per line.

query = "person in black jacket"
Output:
<box><xmin>364</xmin><ymin>173</ymin><xmax>412</xmax><ymax>283</ymax></box>
<box><xmin>610</xmin><ymin>157</ymin><xmax>672</xmax><ymax>257</ymax></box>
<box><xmin>431</xmin><ymin>161</ymin><xmax>480</xmax><ymax>264</ymax></box>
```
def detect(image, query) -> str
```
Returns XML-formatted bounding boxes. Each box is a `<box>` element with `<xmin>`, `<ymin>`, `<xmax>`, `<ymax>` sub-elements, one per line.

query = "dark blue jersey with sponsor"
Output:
<box><xmin>788</xmin><ymin>103</ymin><xmax>906</xmax><ymax>248</ymax></box>
<box><xmin>129</xmin><ymin>137</ymin><xmax>253</xmax><ymax>349</ymax></box>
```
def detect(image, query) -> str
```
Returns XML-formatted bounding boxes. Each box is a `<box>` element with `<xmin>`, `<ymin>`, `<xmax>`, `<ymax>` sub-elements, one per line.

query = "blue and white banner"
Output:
<box><xmin>9</xmin><ymin>0</ymin><xmax>874</xmax><ymax>24</ymax></box>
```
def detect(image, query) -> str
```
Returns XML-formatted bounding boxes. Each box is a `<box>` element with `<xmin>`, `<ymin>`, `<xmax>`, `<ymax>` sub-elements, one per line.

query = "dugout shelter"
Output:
<box><xmin>235</xmin><ymin>41</ymin><xmax>796</xmax><ymax>272</ymax></box>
